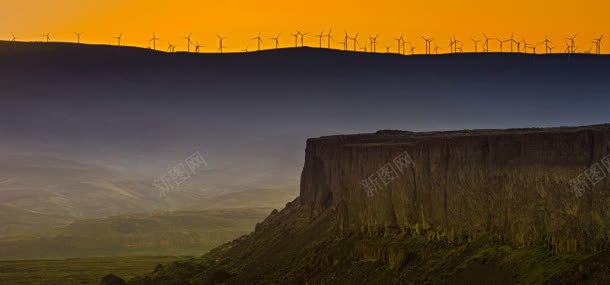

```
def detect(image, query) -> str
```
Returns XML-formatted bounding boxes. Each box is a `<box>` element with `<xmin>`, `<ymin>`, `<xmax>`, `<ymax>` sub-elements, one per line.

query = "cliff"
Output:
<box><xmin>127</xmin><ymin>125</ymin><xmax>610</xmax><ymax>285</ymax></box>
<box><xmin>301</xmin><ymin>125</ymin><xmax>610</xmax><ymax>252</ymax></box>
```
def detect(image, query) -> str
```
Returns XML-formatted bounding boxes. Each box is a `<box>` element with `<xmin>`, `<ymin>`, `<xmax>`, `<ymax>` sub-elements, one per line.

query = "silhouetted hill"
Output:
<box><xmin>1</xmin><ymin>41</ymin><xmax>609</xmax><ymax>239</ymax></box>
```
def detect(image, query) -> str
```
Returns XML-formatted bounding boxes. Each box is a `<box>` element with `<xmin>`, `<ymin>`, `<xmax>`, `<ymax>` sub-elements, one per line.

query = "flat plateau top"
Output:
<box><xmin>311</xmin><ymin>124</ymin><xmax>610</xmax><ymax>144</ymax></box>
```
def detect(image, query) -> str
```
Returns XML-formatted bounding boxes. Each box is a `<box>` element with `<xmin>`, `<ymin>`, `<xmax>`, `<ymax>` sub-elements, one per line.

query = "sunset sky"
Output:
<box><xmin>2</xmin><ymin>0</ymin><xmax>607</xmax><ymax>53</ymax></box>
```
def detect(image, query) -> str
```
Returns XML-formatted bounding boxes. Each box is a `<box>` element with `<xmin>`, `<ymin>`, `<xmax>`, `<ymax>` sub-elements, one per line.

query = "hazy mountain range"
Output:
<box><xmin>1</xmin><ymin>41</ymin><xmax>610</xmax><ymax>238</ymax></box>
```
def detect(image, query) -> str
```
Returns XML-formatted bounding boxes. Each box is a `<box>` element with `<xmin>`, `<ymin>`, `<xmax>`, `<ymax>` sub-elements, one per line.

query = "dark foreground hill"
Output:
<box><xmin>125</xmin><ymin>125</ymin><xmax>610</xmax><ymax>284</ymax></box>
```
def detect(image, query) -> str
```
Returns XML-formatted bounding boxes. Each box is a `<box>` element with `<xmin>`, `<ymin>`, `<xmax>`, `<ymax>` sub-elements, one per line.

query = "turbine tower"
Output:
<box><xmin>483</xmin><ymin>34</ymin><xmax>490</xmax><ymax>52</ymax></box>
<box><xmin>421</xmin><ymin>36</ymin><xmax>434</xmax><ymax>54</ymax></box>
<box><xmin>181</xmin><ymin>33</ymin><xmax>193</xmax><ymax>52</ymax></box>
<box><xmin>472</xmin><ymin>38</ymin><xmax>481</xmax><ymax>53</ymax></box>
<box><xmin>566</xmin><ymin>34</ymin><xmax>577</xmax><ymax>53</ymax></box>
<box><xmin>315</xmin><ymin>29</ymin><xmax>325</xmax><ymax>48</ymax></box>
<box><xmin>167</xmin><ymin>42</ymin><xmax>175</xmax><ymax>52</ymax></box>
<box><xmin>252</xmin><ymin>33</ymin><xmax>263</xmax><ymax>51</ymax></box>
<box><xmin>42</xmin><ymin>33</ymin><xmax>51</xmax><ymax>43</ymax></box>
<box><xmin>594</xmin><ymin>34</ymin><xmax>604</xmax><ymax>54</ymax></box>
<box><xmin>448</xmin><ymin>36</ymin><xmax>456</xmax><ymax>53</ymax></box>
<box><xmin>433</xmin><ymin>44</ymin><xmax>440</xmax><ymax>54</ymax></box>
<box><xmin>370</xmin><ymin>34</ymin><xmax>380</xmax><ymax>53</ymax></box>
<box><xmin>530</xmin><ymin>42</ymin><xmax>540</xmax><ymax>54</ymax></box>
<box><xmin>349</xmin><ymin>33</ymin><xmax>359</xmax><ymax>51</ymax></box>
<box><xmin>402</xmin><ymin>39</ymin><xmax>409</xmax><ymax>55</ymax></box>
<box><xmin>496</xmin><ymin>38</ymin><xmax>510</xmax><ymax>52</ymax></box>
<box><xmin>150</xmin><ymin>32</ymin><xmax>160</xmax><ymax>50</ymax></box>
<box><xmin>113</xmin><ymin>33</ymin><xmax>123</xmax><ymax>46</ymax></box>
<box><xmin>74</xmin><ymin>32</ymin><xmax>84</xmax><ymax>44</ymax></box>
<box><xmin>510</xmin><ymin>34</ymin><xmax>519</xmax><ymax>53</ymax></box>
<box><xmin>269</xmin><ymin>34</ymin><xmax>280</xmax><ymax>49</ymax></box>
<box><xmin>217</xmin><ymin>34</ymin><xmax>227</xmax><ymax>53</ymax></box>
<box><xmin>522</xmin><ymin>38</ymin><xmax>529</xmax><ymax>54</ymax></box>
<box><xmin>300</xmin><ymin>32</ymin><xmax>308</xmax><ymax>47</ymax></box>
<box><xmin>11</xmin><ymin>33</ymin><xmax>16</xmax><ymax>42</ymax></box>
<box><xmin>325</xmin><ymin>28</ymin><xmax>334</xmax><ymax>49</ymax></box>
<box><xmin>291</xmin><ymin>31</ymin><xmax>301</xmax><ymax>48</ymax></box>
<box><xmin>541</xmin><ymin>35</ymin><xmax>552</xmax><ymax>54</ymax></box>
<box><xmin>393</xmin><ymin>35</ymin><xmax>404</xmax><ymax>54</ymax></box>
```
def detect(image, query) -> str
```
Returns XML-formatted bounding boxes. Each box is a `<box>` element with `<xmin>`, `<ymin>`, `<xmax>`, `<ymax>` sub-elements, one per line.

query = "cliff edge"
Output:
<box><xmin>128</xmin><ymin>125</ymin><xmax>610</xmax><ymax>285</ymax></box>
<box><xmin>301</xmin><ymin>125</ymin><xmax>610</xmax><ymax>253</ymax></box>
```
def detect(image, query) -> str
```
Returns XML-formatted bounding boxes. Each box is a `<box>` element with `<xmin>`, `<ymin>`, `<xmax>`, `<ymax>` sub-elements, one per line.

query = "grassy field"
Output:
<box><xmin>0</xmin><ymin>256</ymin><xmax>190</xmax><ymax>285</ymax></box>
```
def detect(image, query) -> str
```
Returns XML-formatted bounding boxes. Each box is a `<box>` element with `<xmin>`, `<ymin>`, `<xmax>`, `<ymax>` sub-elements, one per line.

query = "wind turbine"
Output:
<box><xmin>402</xmin><ymin>39</ymin><xmax>410</xmax><ymax>55</ymax></box>
<box><xmin>594</xmin><ymin>34</ymin><xmax>604</xmax><ymax>54</ymax></box>
<box><xmin>566</xmin><ymin>35</ymin><xmax>577</xmax><ymax>53</ymax></box>
<box><xmin>291</xmin><ymin>31</ymin><xmax>300</xmax><ymax>48</ymax></box>
<box><xmin>42</xmin><ymin>33</ymin><xmax>51</xmax><ymax>43</ymax></box>
<box><xmin>386</xmin><ymin>45</ymin><xmax>391</xmax><ymax>53</ymax></box>
<box><xmin>541</xmin><ymin>35</ymin><xmax>552</xmax><ymax>54</ymax></box>
<box><xmin>450</xmin><ymin>35</ymin><xmax>460</xmax><ymax>53</ymax></box>
<box><xmin>167</xmin><ymin>42</ymin><xmax>175</xmax><ymax>52</ymax></box>
<box><xmin>11</xmin><ymin>33</ymin><xmax>16</xmax><ymax>42</ymax></box>
<box><xmin>393</xmin><ymin>35</ymin><xmax>404</xmax><ymax>54</ymax></box>
<box><xmin>150</xmin><ymin>32</ymin><xmax>160</xmax><ymax>50</ymax></box>
<box><xmin>367</xmin><ymin>34</ymin><xmax>380</xmax><ymax>53</ymax></box>
<box><xmin>269</xmin><ymin>34</ymin><xmax>280</xmax><ymax>49</ymax></box>
<box><xmin>522</xmin><ymin>38</ymin><xmax>528</xmax><ymax>54</ymax></box>
<box><xmin>472</xmin><ymin>38</ymin><xmax>481</xmax><ymax>52</ymax></box>
<box><xmin>300</xmin><ymin>32</ymin><xmax>309</xmax><ymax>47</ymax></box>
<box><xmin>483</xmin><ymin>34</ymin><xmax>490</xmax><ymax>52</ymax></box>
<box><xmin>325</xmin><ymin>28</ymin><xmax>334</xmax><ymax>49</ymax></box>
<box><xmin>529</xmin><ymin>42</ymin><xmax>540</xmax><ymax>54</ymax></box>
<box><xmin>448</xmin><ymin>36</ymin><xmax>456</xmax><ymax>53</ymax></box>
<box><xmin>74</xmin><ymin>32</ymin><xmax>84</xmax><ymax>44</ymax></box>
<box><xmin>194</xmin><ymin>42</ymin><xmax>202</xmax><ymax>53</ymax></box>
<box><xmin>181</xmin><ymin>33</ymin><xmax>193</xmax><ymax>52</ymax></box>
<box><xmin>349</xmin><ymin>33</ymin><xmax>359</xmax><ymax>51</ymax></box>
<box><xmin>113</xmin><ymin>33</ymin><xmax>123</xmax><ymax>46</ymax></box>
<box><xmin>433</xmin><ymin>44</ymin><xmax>440</xmax><ymax>54</ymax></box>
<box><xmin>496</xmin><ymin>38</ymin><xmax>509</xmax><ymax>52</ymax></box>
<box><xmin>252</xmin><ymin>33</ymin><xmax>263</xmax><ymax>51</ymax></box>
<box><xmin>509</xmin><ymin>33</ymin><xmax>519</xmax><ymax>52</ymax></box>
<box><xmin>217</xmin><ymin>34</ymin><xmax>227</xmax><ymax>53</ymax></box>
<box><xmin>315</xmin><ymin>29</ymin><xmax>325</xmax><ymax>48</ymax></box>
<box><xmin>422</xmin><ymin>36</ymin><xmax>434</xmax><ymax>54</ymax></box>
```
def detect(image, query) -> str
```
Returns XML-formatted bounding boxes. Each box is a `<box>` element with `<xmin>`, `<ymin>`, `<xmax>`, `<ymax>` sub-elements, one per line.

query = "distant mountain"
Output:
<box><xmin>0</xmin><ymin>155</ymin><xmax>295</xmax><ymax>237</ymax></box>
<box><xmin>2</xmin><ymin>42</ymin><xmax>610</xmax><ymax>242</ymax></box>
<box><xmin>0</xmin><ymin>204</ymin><xmax>72</xmax><ymax>237</ymax></box>
<box><xmin>0</xmin><ymin>155</ymin><xmax>164</xmax><ymax>219</ymax></box>
<box><xmin>0</xmin><ymin>207</ymin><xmax>273</xmax><ymax>260</ymax></box>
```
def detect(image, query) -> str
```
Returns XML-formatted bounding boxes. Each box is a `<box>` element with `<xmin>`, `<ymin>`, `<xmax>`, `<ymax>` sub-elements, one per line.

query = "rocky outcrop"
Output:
<box><xmin>300</xmin><ymin>125</ymin><xmax>610</xmax><ymax>252</ymax></box>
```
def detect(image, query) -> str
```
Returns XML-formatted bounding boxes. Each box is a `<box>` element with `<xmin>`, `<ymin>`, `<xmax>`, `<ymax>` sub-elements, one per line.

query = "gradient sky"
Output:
<box><xmin>2</xmin><ymin>0</ymin><xmax>607</xmax><ymax>53</ymax></box>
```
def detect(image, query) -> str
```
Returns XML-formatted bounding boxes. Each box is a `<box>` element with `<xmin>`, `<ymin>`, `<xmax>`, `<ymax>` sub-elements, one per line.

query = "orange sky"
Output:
<box><xmin>1</xmin><ymin>0</ymin><xmax>607</xmax><ymax>53</ymax></box>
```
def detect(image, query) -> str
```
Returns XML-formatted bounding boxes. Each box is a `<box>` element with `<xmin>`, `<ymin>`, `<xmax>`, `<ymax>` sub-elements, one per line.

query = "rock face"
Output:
<box><xmin>300</xmin><ymin>125</ymin><xmax>610</xmax><ymax>252</ymax></box>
